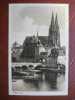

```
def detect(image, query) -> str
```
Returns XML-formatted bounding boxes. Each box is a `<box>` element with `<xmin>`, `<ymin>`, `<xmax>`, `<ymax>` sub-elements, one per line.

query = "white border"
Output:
<box><xmin>8</xmin><ymin>3</ymin><xmax>69</xmax><ymax>96</ymax></box>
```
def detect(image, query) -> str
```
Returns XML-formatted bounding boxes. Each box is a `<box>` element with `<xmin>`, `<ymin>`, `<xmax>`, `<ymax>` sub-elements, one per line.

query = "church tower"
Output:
<box><xmin>54</xmin><ymin>14</ymin><xmax>60</xmax><ymax>47</ymax></box>
<box><xmin>48</xmin><ymin>13</ymin><xmax>60</xmax><ymax>48</ymax></box>
<box><xmin>48</xmin><ymin>12</ymin><xmax>55</xmax><ymax>47</ymax></box>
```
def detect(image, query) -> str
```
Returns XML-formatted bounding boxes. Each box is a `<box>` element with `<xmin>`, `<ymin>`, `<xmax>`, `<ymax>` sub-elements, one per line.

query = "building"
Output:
<box><xmin>12</xmin><ymin>13</ymin><xmax>64</xmax><ymax>63</ymax></box>
<box><xmin>48</xmin><ymin>13</ymin><xmax>60</xmax><ymax>48</ymax></box>
<box><xmin>11</xmin><ymin>42</ymin><xmax>23</xmax><ymax>62</ymax></box>
<box><xmin>20</xmin><ymin>13</ymin><xmax>61</xmax><ymax>62</ymax></box>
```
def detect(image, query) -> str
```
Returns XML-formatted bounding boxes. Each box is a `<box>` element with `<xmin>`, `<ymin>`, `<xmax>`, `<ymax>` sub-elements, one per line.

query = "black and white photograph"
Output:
<box><xmin>9</xmin><ymin>4</ymin><xmax>69</xmax><ymax>95</ymax></box>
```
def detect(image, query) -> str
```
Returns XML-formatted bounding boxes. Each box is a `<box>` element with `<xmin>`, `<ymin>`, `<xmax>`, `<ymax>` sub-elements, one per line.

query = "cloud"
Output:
<box><xmin>22</xmin><ymin>16</ymin><xmax>37</xmax><ymax>35</ymax></box>
<box><xmin>13</xmin><ymin>16</ymin><xmax>49</xmax><ymax>45</ymax></box>
<box><xmin>38</xmin><ymin>25</ymin><xmax>49</xmax><ymax>36</ymax></box>
<box><xmin>9</xmin><ymin>4</ymin><xmax>69</xmax><ymax>46</ymax></box>
<box><xmin>22</xmin><ymin>16</ymin><xmax>49</xmax><ymax>36</ymax></box>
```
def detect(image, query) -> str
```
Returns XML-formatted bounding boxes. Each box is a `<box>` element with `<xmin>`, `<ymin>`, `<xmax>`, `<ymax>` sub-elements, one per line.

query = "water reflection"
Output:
<box><xmin>12</xmin><ymin>74</ymin><xmax>65</xmax><ymax>91</ymax></box>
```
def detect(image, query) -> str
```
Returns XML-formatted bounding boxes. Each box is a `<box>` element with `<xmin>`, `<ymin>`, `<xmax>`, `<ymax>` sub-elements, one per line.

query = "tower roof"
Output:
<box><xmin>48</xmin><ymin>12</ymin><xmax>60</xmax><ymax>47</ymax></box>
<box><xmin>55</xmin><ymin>14</ymin><xmax>60</xmax><ymax>47</ymax></box>
<box><xmin>55</xmin><ymin>14</ymin><xmax>59</xmax><ymax>31</ymax></box>
<box><xmin>49</xmin><ymin>12</ymin><xmax>55</xmax><ymax>32</ymax></box>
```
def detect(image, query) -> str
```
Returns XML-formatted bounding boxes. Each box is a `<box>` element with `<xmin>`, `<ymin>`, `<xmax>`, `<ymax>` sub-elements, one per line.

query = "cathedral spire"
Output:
<box><xmin>55</xmin><ymin>14</ymin><xmax>59</xmax><ymax>31</ymax></box>
<box><xmin>55</xmin><ymin>14</ymin><xmax>60</xmax><ymax>47</ymax></box>
<box><xmin>50</xmin><ymin>12</ymin><xmax>55</xmax><ymax>32</ymax></box>
<box><xmin>48</xmin><ymin>12</ymin><xmax>55</xmax><ymax>47</ymax></box>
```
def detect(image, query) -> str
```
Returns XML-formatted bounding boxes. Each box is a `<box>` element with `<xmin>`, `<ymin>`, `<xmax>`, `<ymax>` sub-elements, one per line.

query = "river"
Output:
<box><xmin>12</xmin><ymin>74</ymin><xmax>65</xmax><ymax>91</ymax></box>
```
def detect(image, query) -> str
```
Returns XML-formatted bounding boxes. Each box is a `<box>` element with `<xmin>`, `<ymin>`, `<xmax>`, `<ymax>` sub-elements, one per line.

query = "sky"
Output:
<box><xmin>9</xmin><ymin>4</ymin><xmax>69</xmax><ymax>47</ymax></box>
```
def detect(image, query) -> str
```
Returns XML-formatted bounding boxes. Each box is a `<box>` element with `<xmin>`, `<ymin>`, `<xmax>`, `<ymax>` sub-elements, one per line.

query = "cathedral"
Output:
<box><xmin>20</xmin><ymin>13</ymin><xmax>60</xmax><ymax>62</ymax></box>
<box><xmin>12</xmin><ymin>13</ymin><xmax>61</xmax><ymax>62</ymax></box>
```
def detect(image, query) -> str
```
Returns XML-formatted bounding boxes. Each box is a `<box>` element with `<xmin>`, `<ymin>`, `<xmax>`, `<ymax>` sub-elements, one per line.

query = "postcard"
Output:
<box><xmin>8</xmin><ymin>3</ymin><xmax>69</xmax><ymax>95</ymax></box>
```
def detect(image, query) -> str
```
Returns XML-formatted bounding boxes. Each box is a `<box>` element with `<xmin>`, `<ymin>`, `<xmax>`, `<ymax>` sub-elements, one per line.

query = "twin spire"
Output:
<box><xmin>49</xmin><ymin>12</ymin><xmax>59</xmax><ymax>32</ymax></box>
<box><xmin>48</xmin><ymin>12</ymin><xmax>60</xmax><ymax>47</ymax></box>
